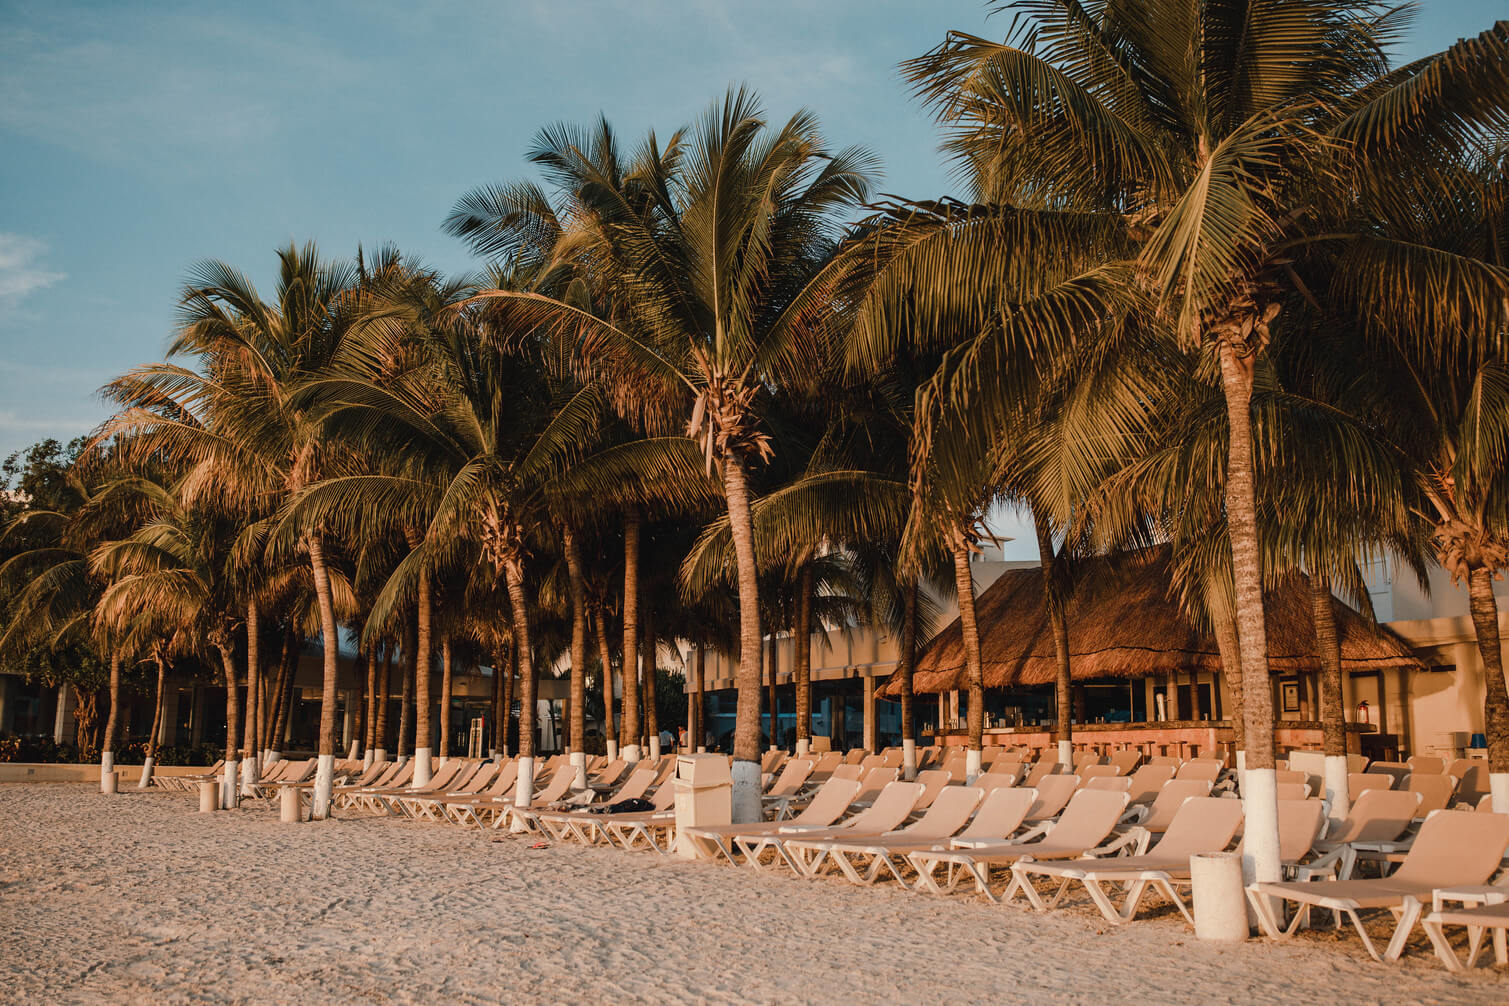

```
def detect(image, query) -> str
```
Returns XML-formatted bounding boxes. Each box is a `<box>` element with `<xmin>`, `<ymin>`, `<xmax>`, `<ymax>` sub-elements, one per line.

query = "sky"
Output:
<box><xmin>0</xmin><ymin>0</ymin><xmax>1499</xmax><ymax>555</ymax></box>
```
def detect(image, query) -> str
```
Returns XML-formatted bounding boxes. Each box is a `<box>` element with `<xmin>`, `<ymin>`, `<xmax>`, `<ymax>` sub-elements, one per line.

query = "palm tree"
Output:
<box><xmin>463</xmin><ymin>90</ymin><xmax>878</xmax><ymax>819</ymax></box>
<box><xmin>905</xmin><ymin>1</ymin><xmax>1509</xmax><ymax>882</ymax></box>
<box><xmin>100</xmin><ymin>242</ymin><xmax>359</xmax><ymax>818</ymax></box>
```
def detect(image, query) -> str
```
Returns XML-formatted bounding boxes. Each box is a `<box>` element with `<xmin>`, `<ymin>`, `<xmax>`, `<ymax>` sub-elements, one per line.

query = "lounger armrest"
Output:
<box><xmin>1091</xmin><ymin>829</ymin><xmax>1143</xmax><ymax>857</ymax></box>
<box><xmin>1014</xmin><ymin>822</ymin><xmax>1052</xmax><ymax>843</ymax></box>
<box><xmin>1117</xmin><ymin>806</ymin><xmax>1150</xmax><ymax>827</ymax></box>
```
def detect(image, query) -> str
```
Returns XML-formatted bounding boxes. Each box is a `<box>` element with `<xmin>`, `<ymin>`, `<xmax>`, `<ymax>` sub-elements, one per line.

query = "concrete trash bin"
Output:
<box><xmin>1190</xmin><ymin>851</ymin><xmax>1248</xmax><ymax>941</ymax></box>
<box><xmin>199</xmin><ymin>780</ymin><xmax>219</xmax><ymax>813</ymax></box>
<box><xmin>280</xmin><ymin>785</ymin><xmax>303</xmax><ymax>823</ymax></box>
<box><xmin>673</xmin><ymin>754</ymin><xmax>733</xmax><ymax>859</ymax></box>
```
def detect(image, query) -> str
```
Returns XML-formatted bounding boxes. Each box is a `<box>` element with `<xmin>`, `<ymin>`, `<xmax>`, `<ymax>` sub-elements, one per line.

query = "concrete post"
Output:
<box><xmin>199</xmin><ymin>780</ymin><xmax>218</xmax><ymax>813</ymax></box>
<box><xmin>1191</xmin><ymin>851</ymin><xmax>1249</xmax><ymax>941</ymax></box>
<box><xmin>101</xmin><ymin>770</ymin><xmax>118</xmax><ymax>795</ymax></box>
<box><xmin>280</xmin><ymin>786</ymin><xmax>302</xmax><ymax>823</ymax></box>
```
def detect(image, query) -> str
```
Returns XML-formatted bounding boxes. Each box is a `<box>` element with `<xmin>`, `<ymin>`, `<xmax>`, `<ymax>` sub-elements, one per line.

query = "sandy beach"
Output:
<box><xmin>0</xmin><ymin>782</ymin><xmax>1501</xmax><ymax>1005</ymax></box>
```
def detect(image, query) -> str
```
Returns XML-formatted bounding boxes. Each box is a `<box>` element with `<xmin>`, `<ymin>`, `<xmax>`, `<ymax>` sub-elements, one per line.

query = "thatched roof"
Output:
<box><xmin>878</xmin><ymin>550</ymin><xmax>1422</xmax><ymax>699</ymax></box>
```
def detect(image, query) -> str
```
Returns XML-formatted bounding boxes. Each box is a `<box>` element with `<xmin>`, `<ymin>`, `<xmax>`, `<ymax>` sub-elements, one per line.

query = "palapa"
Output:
<box><xmin>878</xmin><ymin>550</ymin><xmax>1421</xmax><ymax>699</ymax></box>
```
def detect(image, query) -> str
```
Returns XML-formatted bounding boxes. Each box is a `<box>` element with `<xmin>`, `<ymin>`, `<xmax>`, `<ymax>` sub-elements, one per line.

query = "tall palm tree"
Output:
<box><xmin>463</xmin><ymin>90</ymin><xmax>878</xmax><ymax>818</ymax></box>
<box><xmin>100</xmin><ymin>242</ymin><xmax>358</xmax><ymax>817</ymax></box>
<box><xmin>905</xmin><ymin>1</ymin><xmax>1509</xmax><ymax>882</ymax></box>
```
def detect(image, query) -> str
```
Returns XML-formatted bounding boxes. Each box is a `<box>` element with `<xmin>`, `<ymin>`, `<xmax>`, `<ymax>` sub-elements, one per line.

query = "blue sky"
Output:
<box><xmin>0</xmin><ymin>0</ymin><xmax>1498</xmax><ymax>490</ymax></box>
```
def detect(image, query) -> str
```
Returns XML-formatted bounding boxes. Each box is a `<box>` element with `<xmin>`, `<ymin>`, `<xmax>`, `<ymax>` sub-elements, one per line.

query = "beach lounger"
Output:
<box><xmin>396</xmin><ymin>761</ymin><xmax>501</xmax><ymax>820</ymax></box>
<box><xmin>683</xmin><ymin>777</ymin><xmax>863</xmax><ymax>865</ymax></box>
<box><xmin>1116</xmin><ymin>778</ymin><xmax>1212</xmax><ymax>848</ymax></box>
<box><xmin>1021</xmin><ymin>774</ymin><xmax>1080</xmax><ymax>823</ymax></box>
<box><xmin>1023</xmin><ymin>759</ymin><xmax>1066</xmax><ymax>788</ymax></box>
<box><xmin>498</xmin><ymin>769</ymin><xmax>588</xmax><ymax>831</ymax></box>
<box><xmin>1403</xmin><ymin>773</ymin><xmax>1457</xmax><ymax>817</ymax></box>
<box><xmin>371</xmin><ymin>759</ymin><xmax>478</xmax><ymax>816</ymax></box>
<box><xmin>338</xmin><ymin>760</ymin><xmax>416</xmax><ymax>811</ymax></box>
<box><xmin>598</xmin><ymin>784</ymin><xmax>682</xmax><ymax>852</ymax></box>
<box><xmin>909</xmin><ymin>789</ymin><xmax>1130</xmax><ymax>902</ymax></box>
<box><xmin>774</xmin><ymin>781</ymin><xmax>927</xmax><ymax>875</ymax></box>
<box><xmin>1175</xmin><ymin>758</ymin><xmax>1223</xmax><ymax>783</ymax></box>
<box><xmin>1108</xmin><ymin>750</ymin><xmax>1142</xmax><ymax>776</ymax></box>
<box><xmin>761</xmin><ymin>758</ymin><xmax>816</xmax><ymax>819</ymax></box>
<box><xmin>163</xmin><ymin>760</ymin><xmax>225</xmax><ymax>792</ymax></box>
<box><xmin>1123</xmin><ymin>764</ymin><xmax>1177</xmax><ymax>806</ymax></box>
<box><xmin>434</xmin><ymin>762</ymin><xmax>522</xmax><ymax>826</ymax></box>
<box><xmin>1349</xmin><ymin>772</ymin><xmax>1394</xmax><ymax>802</ymax></box>
<box><xmin>1422</xmin><ymin>896</ymin><xmax>1509</xmax><ymax>972</ymax></box>
<box><xmin>799</xmin><ymin>786</ymin><xmax>986</xmax><ymax>885</ymax></box>
<box><xmin>1298</xmin><ymin>788</ymin><xmax>1421</xmax><ymax>880</ymax></box>
<box><xmin>1013</xmin><ymin>796</ymin><xmax>1244</xmax><ymax>923</ymax></box>
<box><xmin>1085</xmin><ymin>776</ymin><xmax>1133</xmax><ymax>793</ymax></box>
<box><xmin>535</xmin><ymin>767</ymin><xmax>659</xmax><ymax>842</ymax></box>
<box><xmin>1248</xmin><ymin>809</ymin><xmax>1509</xmax><ymax>961</ymax></box>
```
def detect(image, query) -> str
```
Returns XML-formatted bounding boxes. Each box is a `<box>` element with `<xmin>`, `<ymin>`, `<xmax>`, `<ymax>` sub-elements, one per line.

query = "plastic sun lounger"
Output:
<box><xmin>1299</xmin><ymin>789</ymin><xmax>1421</xmax><ymax>880</ymax></box>
<box><xmin>801</xmin><ymin>786</ymin><xmax>985</xmax><ymax>885</ymax></box>
<box><xmin>760</xmin><ymin>759</ymin><xmax>817</xmax><ymax>819</ymax></box>
<box><xmin>683</xmin><ymin>777</ymin><xmax>864</xmax><ymax>865</ymax></box>
<box><xmin>373</xmin><ymin>759</ymin><xmax>477</xmax><ymax>816</ymax></box>
<box><xmin>433</xmin><ymin>761</ymin><xmax>521</xmax><ymax>825</ymax></box>
<box><xmin>776</xmin><ymin>781</ymin><xmax>927</xmax><ymax>875</ymax></box>
<box><xmin>899</xmin><ymin>786</ymin><xmax>1040</xmax><ymax>887</ymax></box>
<box><xmin>400</xmin><ymin>761</ymin><xmax>505</xmax><ymax>821</ymax></box>
<box><xmin>1422</xmin><ymin>897</ymin><xmax>1509</xmax><ymax>972</ymax></box>
<box><xmin>598</xmin><ymin>784</ymin><xmax>683</xmax><ymax>852</ymax></box>
<box><xmin>497</xmin><ymin>769</ymin><xmax>581</xmax><ymax>831</ymax></box>
<box><xmin>909</xmin><ymin>789</ymin><xmax>1130</xmax><ymax>902</ymax></box>
<box><xmin>336</xmin><ymin>760</ymin><xmax>414</xmax><ymax>810</ymax></box>
<box><xmin>1247</xmin><ymin>809</ymin><xmax>1509</xmax><ymax>962</ymax></box>
<box><xmin>535</xmin><ymin>767</ymin><xmax>659</xmax><ymax>842</ymax></box>
<box><xmin>1012</xmin><ymin>796</ymin><xmax>1244</xmax><ymax>922</ymax></box>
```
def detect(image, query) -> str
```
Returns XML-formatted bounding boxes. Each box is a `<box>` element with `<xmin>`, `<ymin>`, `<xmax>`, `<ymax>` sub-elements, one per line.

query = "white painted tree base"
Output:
<box><xmin>623</xmin><ymin>744</ymin><xmax>641</xmax><ymax>764</ymax></box>
<box><xmin>965</xmin><ymin>748</ymin><xmax>982</xmax><ymax>784</ymax></box>
<box><xmin>222</xmin><ymin>760</ymin><xmax>239</xmax><ymax>810</ymax></box>
<box><xmin>606</xmin><ymin>741</ymin><xmax>619</xmax><ymax>762</ymax></box>
<box><xmin>100</xmin><ymin>753</ymin><xmax>114</xmax><ymax>793</ymax></box>
<box><xmin>570</xmin><ymin>750</ymin><xmax>588</xmax><ymax>789</ymax></box>
<box><xmin>1323</xmin><ymin>754</ymin><xmax>1350</xmax><ymax>823</ymax></box>
<box><xmin>1058</xmin><ymin>740</ymin><xmax>1073</xmax><ymax>767</ymax></box>
<box><xmin>311</xmin><ymin>754</ymin><xmax>335</xmax><ymax>820</ymax></box>
<box><xmin>362</xmin><ymin>751</ymin><xmax>374</xmax><ymax>772</ymax></box>
<box><xmin>649</xmin><ymin>738</ymin><xmax>662</xmax><ymax>759</ymax></box>
<box><xmin>348</xmin><ymin>741</ymin><xmax>360</xmax><ymax>760</ymax></box>
<box><xmin>412</xmin><ymin>748</ymin><xmax>433</xmax><ymax>788</ymax></box>
<box><xmin>371</xmin><ymin>748</ymin><xmax>386</xmax><ymax>766</ymax></box>
<box><xmin>902</xmin><ymin>739</ymin><xmax>916</xmax><ymax>781</ymax></box>
<box><xmin>1241</xmin><ymin>767</ymin><xmax>1281</xmax><ymax>885</ymax></box>
<box><xmin>264</xmin><ymin>750</ymin><xmax>282</xmax><ymax>769</ymax></box>
<box><xmin>137</xmin><ymin>755</ymin><xmax>154</xmax><ymax>789</ymax></box>
<box><xmin>510</xmin><ymin>757</ymin><xmax>536</xmax><ymax>832</ymax></box>
<box><xmin>731</xmin><ymin>760</ymin><xmax>762</xmax><ymax>824</ymax></box>
<box><xmin>795</xmin><ymin>738</ymin><xmax>810</xmax><ymax>757</ymax></box>
<box><xmin>1492</xmin><ymin>773</ymin><xmax>1509</xmax><ymax>814</ymax></box>
<box><xmin>240</xmin><ymin>756</ymin><xmax>259</xmax><ymax>797</ymax></box>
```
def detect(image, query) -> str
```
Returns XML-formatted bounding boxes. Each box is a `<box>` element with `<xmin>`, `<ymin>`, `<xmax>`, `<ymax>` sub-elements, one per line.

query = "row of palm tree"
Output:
<box><xmin>0</xmin><ymin>5</ymin><xmax>1505</xmax><ymax>881</ymax></box>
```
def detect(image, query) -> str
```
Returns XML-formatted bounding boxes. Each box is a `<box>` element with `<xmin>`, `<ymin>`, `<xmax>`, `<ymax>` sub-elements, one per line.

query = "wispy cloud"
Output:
<box><xmin>0</xmin><ymin>234</ymin><xmax>65</xmax><ymax>312</ymax></box>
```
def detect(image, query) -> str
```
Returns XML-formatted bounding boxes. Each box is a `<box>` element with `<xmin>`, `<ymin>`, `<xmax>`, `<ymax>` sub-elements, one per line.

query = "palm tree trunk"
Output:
<box><xmin>501</xmin><ymin>643</ymin><xmax>516</xmax><ymax>756</ymax></box>
<box><xmin>368</xmin><ymin>642</ymin><xmax>386</xmax><ymax>760</ymax></box>
<box><xmin>413</xmin><ymin>557</ymin><xmax>434</xmax><ymax>786</ymax></box>
<box><xmin>438</xmin><ymin>637</ymin><xmax>453</xmax><ymax>763</ymax></box>
<box><xmin>897</xmin><ymin>580</ymin><xmax>919</xmax><ymax>779</ymax></box>
<box><xmin>689</xmin><ymin>642</ymin><xmax>704</xmax><ymax>752</ymax></box>
<box><xmin>621</xmin><ymin>512</ymin><xmax>642</xmax><ymax>761</ymax></box>
<box><xmin>595</xmin><ymin>605</ymin><xmax>617</xmax><ymax>760</ymax></box>
<box><xmin>1468</xmin><ymin>567</ymin><xmax>1509</xmax><ymax>811</ymax></box>
<box><xmin>722</xmin><ymin>454</ymin><xmax>765</xmax><ymax>822</ymax></box>
<box><xmin>1218</xmin><ymin>340</ymin><xmax>1280</xmax><ymax>884</ymax></box>
<box><xmin>398</xmin><ymin>619</ymin><xmax>416</xmax><ymax>763</ymax></box>
<box><xmin>1210</xmin><ymin>598</ymin><xmax>1246</xmax><ymax>757</ymax></box>
<box><xmin>1035</xmin><ymin>514</ymin><xmax>1073</xmax><ymax>767</ymax></box>
<box><xmin>140</xmin><ymin>653</ymin><xmax>167</xmax><ymax>788</ymax></box>
<box><xmin>269</xmin><ymin>624</ymin><xmax>299</xmax><ymax>761</ymax></box>
<box><xmin>241</xmin><ymin>597</ymin><xmax>261</xmax><ymax>795</ymax></box>
<box><xmin>306</xmin><ymin>535</ymin><xmax>341</xmax><ymax>819</ymax></box>
<box><xmin>1310</xmin><ymin>572</ymin><xmax>1350</xmax><ymax>818</ymax></box>
<box><xmin>489</xmin><ymin>644</ymin><xmax>506</xmax><ymax>757</ymax></box>
<box><xmin>563</xmin><ymin>525</ymin><xmax>589</xmax><ymax>785</ymax></box>
<box><xmin>503</xmin><ymin>555</ymin><xmax>540</xmax><ymax>817</ymax></box>
<box><xmin>100</xmin><ymin>652</ymin><xmax>121</xmax><ymax>793</ymax></box>
<box><xmin>216</xmin><ymin>643</ymin><xmax>240</xmax><ymax>810</ymax></box>
<box><xmin>644</xmin><ymin>612</ymin><xmax>660</xmax><ymax>757</ymax></box>
<box><xmin>794</xmin><ymin>563</ymin><xmax>814</xmax><ymax>756</ymax></box>
<box><xmin>363</xmin><ymin>643</ymin><xmax>378</xmax><ymax>769</ymax></box>
<box><xmin>950</xmin><ymin>532</ymin><xmax>985</xmax><ymax>783</ymax></box>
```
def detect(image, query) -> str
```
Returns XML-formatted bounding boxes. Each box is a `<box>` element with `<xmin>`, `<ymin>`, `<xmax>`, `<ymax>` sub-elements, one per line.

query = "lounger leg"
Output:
<box><xmin>1246</xmin><ymin>887</ymin><xmax>1287</xmax><ymax>940</ymax></box>
<box><xmin>1155</xmin><ymin>880</ymin><xmax>1195</xmax><ymax>926</ymax></box>
<box><xmin>1043</xmin><ymin>877</ymin><xmax>1075</xmax><ymax>911</ymax></box>
<box><xmin>1385</xmin><ymin>899</ymin><xmax>1423</xmax><ymax>962</ymax></box>
<box><xmin>1082</xmin><ymin>878</ymin><xmax>1126</xmax><ymax>924</ymax></box>
<box><xmin>832</xmin><ymin>852</ymin><xmax>867</xmax><ymax>885</ymax></box>
<box><xmin>1001</xmin><ymin>868</ymin><xmax>1032</xmax><ymax>908</ymax></box>
<box><xmin>1345</xmin><ymin>909</ymin><xmax>1386</xmax><ymax>963</ymax></box>
<box><xmin>908</xmin><ymin>856</ymin><xmax>943</xmax><ymax>894</ymax></box>
<box><xmin>1422</xmin><ymin>917</ymin><xmax>1465</xmax><ymax>972</ymax></box>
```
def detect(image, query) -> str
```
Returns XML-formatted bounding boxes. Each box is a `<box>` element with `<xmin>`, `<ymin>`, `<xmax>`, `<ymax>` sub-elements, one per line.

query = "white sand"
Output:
<box><xmin>0</xmin><ymin>783</ymin><xmax>1502</xmax><ymax>1005</ymax></box>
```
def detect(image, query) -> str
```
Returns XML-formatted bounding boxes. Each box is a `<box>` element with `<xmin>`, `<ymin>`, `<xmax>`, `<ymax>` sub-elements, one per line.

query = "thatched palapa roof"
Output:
<box><xmin>878</xmin><ymin>550</ymin><xmax>1422</xmax><ymax>699</ymax></box>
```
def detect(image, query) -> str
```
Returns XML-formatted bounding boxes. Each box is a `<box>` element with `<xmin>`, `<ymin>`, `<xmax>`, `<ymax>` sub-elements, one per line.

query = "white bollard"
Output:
<box><xmin>199</xmin><ymin>780</ymin><xmax>219</xmax><ymax>813</ymax></box>
<box><xmin>1190</xmin><ymin>851</ymin><xmax>1249</xmax><ymax>941</ymax></box>
<box><xmin>101</xmin><ymin>770</ymin><xmax>118</xmax><ymax>795</ymax></box>
<box><xmin>280</xmin><ymin>786</ymin><xmax>302</xmax><ymax>824</ymax></box>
